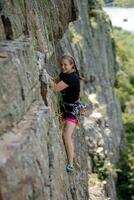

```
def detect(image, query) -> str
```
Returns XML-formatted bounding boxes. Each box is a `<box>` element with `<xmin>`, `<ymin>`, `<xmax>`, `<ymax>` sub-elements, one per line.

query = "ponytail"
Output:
<box><xmin>74</xmin><ymin>64</ymin><xmax>80</xmax><ymax>79</ymax></box>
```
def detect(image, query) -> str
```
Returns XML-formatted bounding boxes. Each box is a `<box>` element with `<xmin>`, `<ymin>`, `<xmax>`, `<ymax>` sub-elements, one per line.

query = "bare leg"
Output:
<box><xmin>62</xmin><ymin>121</ymin><xmax>76</xmax><ymax>165</ymax></box>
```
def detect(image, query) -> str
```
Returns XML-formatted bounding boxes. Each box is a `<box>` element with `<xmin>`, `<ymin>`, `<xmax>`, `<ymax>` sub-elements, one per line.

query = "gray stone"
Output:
<box><xmin>0</xmin><ymin>0</ymin><xmax>123</xmax><ymax>199</ymax></box>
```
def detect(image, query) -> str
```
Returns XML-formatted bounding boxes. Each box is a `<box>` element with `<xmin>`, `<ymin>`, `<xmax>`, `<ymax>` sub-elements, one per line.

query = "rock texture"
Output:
<box><xmin>0</xmin><ymin>0</ymin><xmax>122</xmax><ymax>200</ymax></box>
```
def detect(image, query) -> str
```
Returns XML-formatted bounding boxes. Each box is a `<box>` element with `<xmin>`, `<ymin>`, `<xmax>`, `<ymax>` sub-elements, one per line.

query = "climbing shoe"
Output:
<box><xmin>66</xmin><ymin>164</ymin><xmax>74</xmax><ymax>173</ymax></box>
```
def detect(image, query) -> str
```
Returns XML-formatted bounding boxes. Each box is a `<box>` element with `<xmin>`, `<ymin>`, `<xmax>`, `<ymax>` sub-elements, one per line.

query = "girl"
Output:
<box><xmin>49</xmin><ymin>55</ymin><xmax>80</xmax><ymax>173</ymax></box>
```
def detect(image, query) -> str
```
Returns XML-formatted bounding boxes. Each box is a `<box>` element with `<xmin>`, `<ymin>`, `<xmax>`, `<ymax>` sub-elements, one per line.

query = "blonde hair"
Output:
<box><xmin>61</xmin><ymin>55</ymin><xmax>81</xmax><ymax>79</ymax></box>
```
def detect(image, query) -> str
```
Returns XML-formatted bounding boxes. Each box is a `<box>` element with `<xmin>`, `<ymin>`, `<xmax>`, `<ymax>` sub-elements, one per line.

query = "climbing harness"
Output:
<box><xmin>63</xmin><ymin>100</ymin><xmax>87</xmax><ymax>124</ymax></box>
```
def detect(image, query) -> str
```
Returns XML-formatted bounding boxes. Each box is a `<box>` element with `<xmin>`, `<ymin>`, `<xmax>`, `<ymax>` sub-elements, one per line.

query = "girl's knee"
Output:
<box><xmin>62</xmin><ymin>131</ymin><xmax>68</xmax><ymax>138</ymax></box>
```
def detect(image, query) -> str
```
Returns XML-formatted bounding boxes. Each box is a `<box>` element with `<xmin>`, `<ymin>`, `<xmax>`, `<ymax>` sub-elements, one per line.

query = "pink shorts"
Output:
<box><xmin>65</xmin><ymin>117</ymin><xmax>77</xmax><ymax>124</ymax></box>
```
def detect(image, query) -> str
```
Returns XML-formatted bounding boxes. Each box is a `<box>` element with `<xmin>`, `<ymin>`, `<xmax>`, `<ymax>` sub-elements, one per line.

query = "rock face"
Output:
<box><xmin>0</xmin><ymin>0</ymin><xmax>122</xmax><ymax>200</ymax></box>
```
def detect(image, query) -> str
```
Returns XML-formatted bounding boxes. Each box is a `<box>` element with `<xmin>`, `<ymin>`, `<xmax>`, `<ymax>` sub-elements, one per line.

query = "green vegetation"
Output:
<box><xmin>114</xmin><ymin>28</ymin><xmax>134</xmax><ymax>200</ymax></box>
<box><xmin>69</xmin><ymin>24</ymin><xmax>82</xmax><ymax>44</ymax></box>
<box><xmin>89</xmin><ymin>0</ymin><xmax>104</xmax><ymax>9</ymax></box>
<box><xmin>113</xmin><ymin>0</ymin><xmax>134</xmax><ymax>7</ymax></box>
<box><xmin>93</xmin><ymin>151</ymin><xmax>115</xmax><ymax>180</ymax></box>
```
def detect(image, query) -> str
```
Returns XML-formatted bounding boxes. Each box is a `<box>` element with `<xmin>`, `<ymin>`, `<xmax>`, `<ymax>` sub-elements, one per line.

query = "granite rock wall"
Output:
<box><xmin>0</xmin><ymin>0</ymin><xmax>122</xmax><ymax>199</ymax></box>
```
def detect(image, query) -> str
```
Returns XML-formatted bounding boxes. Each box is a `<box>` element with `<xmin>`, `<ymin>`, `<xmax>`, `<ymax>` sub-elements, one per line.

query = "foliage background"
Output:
<box><xmin>114</xmin><ymin>28</ymin><xmax>134</xmax><ymax>200</ymax></box>
<box><xmin>113</xmin><ymin>0</ymin><xmax>134</xmax><ymax>7</ymax></box>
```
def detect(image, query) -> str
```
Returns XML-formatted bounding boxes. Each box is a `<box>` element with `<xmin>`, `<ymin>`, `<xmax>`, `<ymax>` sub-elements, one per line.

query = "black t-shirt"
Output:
<box><xmin>59</xmin><ymin>72</ymin><xmax>80</xmax><ymax>103</ymax></box>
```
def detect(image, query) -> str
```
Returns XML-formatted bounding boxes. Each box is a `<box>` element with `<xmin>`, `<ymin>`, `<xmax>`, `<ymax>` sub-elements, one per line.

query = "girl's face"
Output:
<box><xmin>60</xmin><ymin>58</ymin><xmax>74</xmax><ymax>74</ymax></box>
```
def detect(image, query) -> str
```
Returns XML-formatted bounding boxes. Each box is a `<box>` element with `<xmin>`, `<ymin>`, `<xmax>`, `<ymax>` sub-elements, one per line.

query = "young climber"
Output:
<box><xmin>49</xmin><ymin>55</ymin><xmax>80</xmax><ymax>173</ymax></box>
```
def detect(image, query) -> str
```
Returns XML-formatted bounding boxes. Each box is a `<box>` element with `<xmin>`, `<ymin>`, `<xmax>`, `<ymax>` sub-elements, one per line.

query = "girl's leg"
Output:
<box><xmin>62</xmin><ymin>121</ymin><xmax>76</xmax><ymax>165</ymax></box>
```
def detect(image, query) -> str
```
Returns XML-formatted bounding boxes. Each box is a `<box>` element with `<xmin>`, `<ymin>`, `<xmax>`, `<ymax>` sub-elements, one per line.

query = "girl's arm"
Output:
<box><xmin>49</xmin><ymin>79</ymin><xmax>68</xmax><ymax>92</ymax></box>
